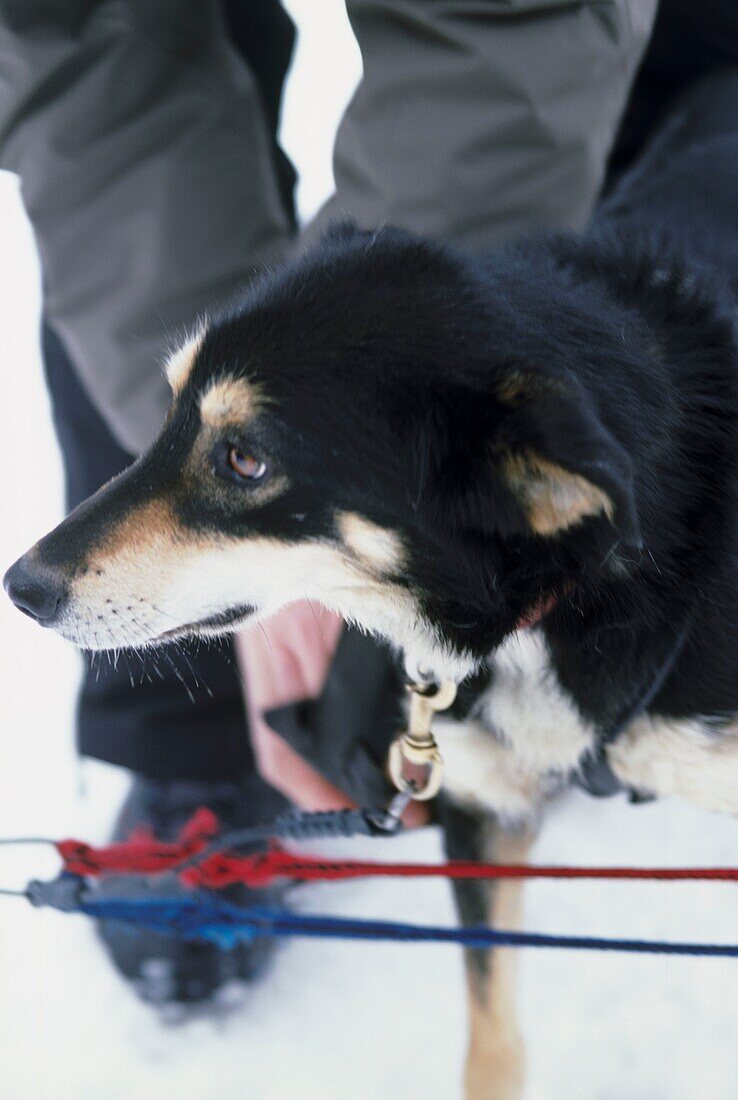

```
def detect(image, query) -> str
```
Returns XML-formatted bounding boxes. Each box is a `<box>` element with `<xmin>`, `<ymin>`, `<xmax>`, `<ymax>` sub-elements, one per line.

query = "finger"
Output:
<box><xmin>249</xmin><ymin>710</ymin><xmax>355</xmax><ymax>811</ymax></box>
<box><xmin>237</xmin><ymin>603</ymin><xmax>343</xmax><ymax>710</ymax></box>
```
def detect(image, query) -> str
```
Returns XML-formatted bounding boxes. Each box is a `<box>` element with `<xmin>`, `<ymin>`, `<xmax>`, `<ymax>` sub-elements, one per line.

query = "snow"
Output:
<box><xmin>0</xmin><ymin>3</ymin><xmax>736</xmax><ymax>1097</ymax></box>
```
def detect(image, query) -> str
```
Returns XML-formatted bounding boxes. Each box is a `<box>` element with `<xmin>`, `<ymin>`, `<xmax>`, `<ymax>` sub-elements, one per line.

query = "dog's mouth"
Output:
<box><xmin>156</xmin><ymin>603</ymin><xmax>258</xmax><ymax>643</ymax></box>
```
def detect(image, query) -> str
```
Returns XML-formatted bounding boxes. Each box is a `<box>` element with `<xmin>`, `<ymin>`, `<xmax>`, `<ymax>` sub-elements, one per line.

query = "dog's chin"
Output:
<box><xmin>154</xmin><ymin>603</ymin><xmax>259</xmax><ymax>644</ymax></box>
<box><xmin>56</xmin><ymin>602</ymin><xmax>260</xmax><ymax>652</ymax></box>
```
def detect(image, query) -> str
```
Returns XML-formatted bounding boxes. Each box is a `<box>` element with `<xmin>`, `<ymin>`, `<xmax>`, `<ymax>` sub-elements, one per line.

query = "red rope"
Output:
<box><xmin>179</xmin><ymin>849</ymin><xmax>738</xmax><ymax>889</ymax></box>
<box><xmin>55</xmin><ymin>809</ymin><xmax>738</xmax><ymax>889</ymax></box>
<box><xmin>57</xmin><ymin>808</ymin><xmax>219</xmax><ymax>875</ymax></box>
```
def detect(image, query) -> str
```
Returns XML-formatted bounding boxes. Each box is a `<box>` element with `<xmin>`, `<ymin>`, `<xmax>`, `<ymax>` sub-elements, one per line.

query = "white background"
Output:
<box><xmin>0</xmin><ymin>3</ymin><xmax>736</xmax><ymax>1097</ymax></box>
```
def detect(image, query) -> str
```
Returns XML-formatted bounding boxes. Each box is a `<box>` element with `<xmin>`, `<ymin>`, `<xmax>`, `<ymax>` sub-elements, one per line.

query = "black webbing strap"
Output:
<box><xmin>576</xmin><ymin>610</ymin><xmax>695</xmax><ymax>798</ymax></box>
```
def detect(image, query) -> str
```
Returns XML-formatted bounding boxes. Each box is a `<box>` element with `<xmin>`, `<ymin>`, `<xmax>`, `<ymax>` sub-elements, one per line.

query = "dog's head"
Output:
<box><xmin>4</xmin><ymin>226</ymin><xmax>641</xmax><ymax>678</ymax></box>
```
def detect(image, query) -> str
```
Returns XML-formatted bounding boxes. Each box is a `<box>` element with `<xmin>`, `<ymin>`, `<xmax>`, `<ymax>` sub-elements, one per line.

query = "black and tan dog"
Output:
<box><xmin>5</xmin><ymin>72</ymin><xmax>738</xmax><ymax>1098</ymax></box>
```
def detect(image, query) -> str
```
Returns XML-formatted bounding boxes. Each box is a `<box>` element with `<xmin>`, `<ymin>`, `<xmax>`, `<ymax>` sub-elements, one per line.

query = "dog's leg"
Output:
<box><xmin>607</xmin><ymin>715</ymin><xmax>738</xmax><ymax>814</ymax></box>
<box><xmin>441</xmin><ymin>800</ymin><xmax>534</xmax><ymax>1100</ymax></box>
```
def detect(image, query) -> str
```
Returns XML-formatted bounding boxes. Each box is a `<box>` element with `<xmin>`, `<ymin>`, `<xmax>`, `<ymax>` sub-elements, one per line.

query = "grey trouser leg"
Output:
<box><xmin>0</xmin><ymin>0</ymin><xmax>296</xmax><ymax>453</ymax></box>
<box><xmin>311</xmin><ymin>0</ymin><xmax>658</xmax><ymax>249</ymax></box>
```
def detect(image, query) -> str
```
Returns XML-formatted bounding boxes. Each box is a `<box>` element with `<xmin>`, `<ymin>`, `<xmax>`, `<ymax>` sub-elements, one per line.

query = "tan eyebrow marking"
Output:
<box><xmin>502</xmin><ymin>451</ymin><xmax>614</xmax><ymax>535</ymax></box>
<box><xmin>165</xmin><ymin>329</ymin><xmax>206</xmax><ymax>393</ymax></box>
<box><xmin>199</xmin><ymin>377</ymin><xmax>264</xmax><ymax>428</ymax></box>
<box><xmin>338</xmin><ymin>511</ymin><xmax>405</xmax><ymax>573</ymax></box>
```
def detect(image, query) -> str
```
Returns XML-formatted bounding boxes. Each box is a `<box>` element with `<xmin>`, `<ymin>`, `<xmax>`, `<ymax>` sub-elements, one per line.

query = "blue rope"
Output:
<box><xmin>78</xmin><ymin>895</ymin><xmax>738</xmax><ymax>958</ymax></box>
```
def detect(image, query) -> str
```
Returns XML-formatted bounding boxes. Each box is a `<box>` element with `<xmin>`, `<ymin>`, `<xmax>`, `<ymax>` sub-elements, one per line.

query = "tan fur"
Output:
<box><xmin>199</xmin><ymin>377</ymin><xmax>264</xmax><ymax>428</ymax></box>
<box><xmin>434</xmin><ymin>718</ymin><xmax>543</xmax><ymax>824</ymax></box>
<box><xmin>465</xmin><ymin>828</ymin><xmax>532</xmax><ymax>1100</ymax></box>
<box><xmin>338</xmin><ymin>512</ymin><xmax>405</xmax><ymax>574</ymax></box>
<box><xmin>608</xmin><ymin>715</ymin><xmax>738</xmax><ymax>814</ymax></box>
<box><xmin>95</xmin><ymin>500</ymin><xmax>177</xmax><ymax>560</ymax></box>
<box><xmin>503</xmin><ymin>451</ymin><xmax>614</xmax><ymax>535</ymax></box>
<box><xmin>165</xmin><ymin>330</ymin><xmax>205</xmax><ymax>393</ymax></box>
<box><xmin>496</xmin><ymin>372</ymin><xmax>532</xmax><ymax>407</ymax></box>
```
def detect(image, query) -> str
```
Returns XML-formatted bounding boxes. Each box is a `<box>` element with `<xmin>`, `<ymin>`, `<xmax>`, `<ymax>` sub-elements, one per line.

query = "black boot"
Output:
<box><xmin>93</xmin><ymin>773</ymin><xmax>289</xmax><ymax>1005</ymax></box>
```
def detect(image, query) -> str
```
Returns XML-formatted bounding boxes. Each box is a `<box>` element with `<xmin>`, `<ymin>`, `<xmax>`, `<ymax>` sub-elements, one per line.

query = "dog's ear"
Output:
<box><xmin>494</xmin><ymin>374</ymin><xmax>641</xmax><ymax>548</ymax></box>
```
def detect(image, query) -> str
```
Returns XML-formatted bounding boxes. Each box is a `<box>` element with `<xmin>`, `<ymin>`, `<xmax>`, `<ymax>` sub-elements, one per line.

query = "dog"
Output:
<box><xmin>5</xmin><ymin>71</ymin><xmax>738</xmax><ymax>1099</ymax></box>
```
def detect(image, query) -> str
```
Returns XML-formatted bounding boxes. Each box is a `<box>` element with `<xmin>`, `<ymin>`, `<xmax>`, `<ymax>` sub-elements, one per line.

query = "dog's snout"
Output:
<box><xmin>3</xmin><ymin>555</ymin><xmax>66</xmax><ymax>624</ymax></box>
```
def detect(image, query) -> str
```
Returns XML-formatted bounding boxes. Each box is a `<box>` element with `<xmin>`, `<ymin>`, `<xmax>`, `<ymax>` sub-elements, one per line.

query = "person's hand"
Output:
<box><xmin>236</xmin><ymin>602</ymin><xmax>349</xmax><ymax>810</ymax></box>
<box><xmin>236</xmin><ymin>601</ymin><xmax>427</xmax><ymax>826</ymax></box>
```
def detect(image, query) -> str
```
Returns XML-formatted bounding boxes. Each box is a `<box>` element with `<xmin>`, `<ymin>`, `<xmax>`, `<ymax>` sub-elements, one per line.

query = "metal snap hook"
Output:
<box><xmin>387</xmin><ymin>679</ymin><xmax>457</xmax><ymax>801</ymax></box>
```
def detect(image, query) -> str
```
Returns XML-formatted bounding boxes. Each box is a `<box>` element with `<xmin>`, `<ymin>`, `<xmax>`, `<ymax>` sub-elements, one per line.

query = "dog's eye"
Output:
<box><xmin>227</xmin><ymin>446</ymin><xmax>267</xmax><ymax>482</ymax></box>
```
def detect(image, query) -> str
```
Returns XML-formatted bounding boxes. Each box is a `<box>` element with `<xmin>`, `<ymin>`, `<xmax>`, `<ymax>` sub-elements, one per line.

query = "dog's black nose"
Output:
<box><xmin>3</xmin><ymin>555</ymin><xmax>66</xmax><ymax>624</ymax></box>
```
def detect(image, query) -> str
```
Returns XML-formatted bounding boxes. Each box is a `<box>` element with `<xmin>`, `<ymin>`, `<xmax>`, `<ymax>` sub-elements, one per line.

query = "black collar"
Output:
<box><xmin>576</xmin><ymin>610</ymin><xmax>695</xmax><ymax>798</ymax></box>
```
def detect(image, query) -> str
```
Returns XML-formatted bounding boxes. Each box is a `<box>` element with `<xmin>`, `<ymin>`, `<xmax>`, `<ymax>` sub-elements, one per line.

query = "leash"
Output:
<box><xmin>181</xmin><ymin>852</ymin><xmax>738</xmax><ymax>889</ymax></box>
<box><xmin>7</xmin><ymin>881</ymin><xmax>738</xmax><ymax>959</ymax></box>
<box><xmin>39</xmin><ymin>816</ymin><xmax>738</xmax><ymax>888</ymax></box>
<box><xmin>51</xmin><ymin>797</ymin><xmax>413</xmax><ymax>879</ymax></box>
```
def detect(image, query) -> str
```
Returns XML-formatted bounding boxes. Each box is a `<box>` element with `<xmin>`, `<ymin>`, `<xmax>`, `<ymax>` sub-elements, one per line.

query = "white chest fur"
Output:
<box><xmin>434</xmin><ymin>629</ymin><xmax>597</xmax><ymax>820</ymax></box>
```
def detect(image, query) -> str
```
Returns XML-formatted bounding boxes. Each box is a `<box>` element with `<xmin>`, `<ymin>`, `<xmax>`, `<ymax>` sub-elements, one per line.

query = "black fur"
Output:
<box><xmin>7</xmin><ymin>72</ymin><xmax>738</xmax><ymax>755</ymax></box>
<box><xmin>173</xmin><ymin>70</ymin><xmax>738</xmax><ymax>736</ymax></box>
